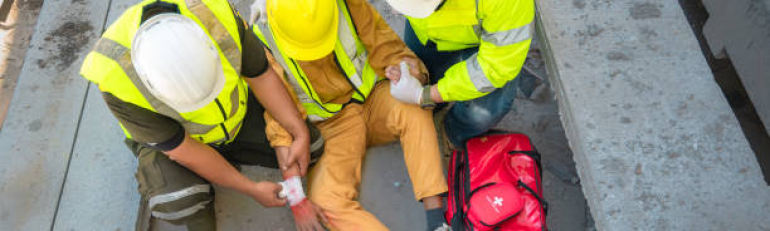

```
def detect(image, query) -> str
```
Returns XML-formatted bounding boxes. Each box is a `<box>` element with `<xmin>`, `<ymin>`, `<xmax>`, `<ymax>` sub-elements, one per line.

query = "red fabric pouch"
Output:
<box><xmin>466</xmin><ymin>182</ymin><xmax>524</xmax><ymax>230</ymax></box>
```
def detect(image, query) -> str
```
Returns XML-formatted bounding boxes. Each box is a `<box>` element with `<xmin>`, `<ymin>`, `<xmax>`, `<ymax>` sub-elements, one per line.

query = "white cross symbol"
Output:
<box><xmin>493</xmin><ymin>197</ymin><xmax>504</xmax><ymax>207</ymax></box>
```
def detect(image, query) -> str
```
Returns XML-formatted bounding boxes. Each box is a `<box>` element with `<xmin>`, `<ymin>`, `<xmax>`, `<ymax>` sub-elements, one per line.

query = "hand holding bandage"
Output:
<box><xmin>388</xmin><ymin>61</ymin><xmax>423</xmax><ymax>105</ymax></box>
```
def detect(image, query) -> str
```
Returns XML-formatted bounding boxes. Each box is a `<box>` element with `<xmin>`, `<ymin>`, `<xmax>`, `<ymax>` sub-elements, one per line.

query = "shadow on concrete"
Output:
<box><xmin>679</xmin><ymin>0</ymin><xmax>770</xmax><ymax>184</ymax></box>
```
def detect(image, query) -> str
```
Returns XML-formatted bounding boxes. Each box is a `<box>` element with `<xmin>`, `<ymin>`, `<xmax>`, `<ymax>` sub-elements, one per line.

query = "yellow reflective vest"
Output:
<box><xmin>80</xmin><ymin>0</ymin><xmax>248</xmax><ymax>145</ymax></box>
<box><xmin>407</xmin><ymin>0</ymin><xmax>535</xmax><ymax>101</ymax></box>
<box><xmin>253</xmin><ymin>0</ymin><xmax>380</xmax><ymax>122</ymax></box>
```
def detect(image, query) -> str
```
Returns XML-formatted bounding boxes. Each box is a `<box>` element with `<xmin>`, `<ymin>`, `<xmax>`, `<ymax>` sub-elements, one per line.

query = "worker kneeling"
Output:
<box><xmin>252</xmin><ymin>0</ymin><xmax>449</xmax><ymax>230</ymax></box>
<box><xmin>80</xmin><ymin>0</ymin><xmax>328</xmax><ymax>230</ymax></box>
<box><xmin>385</xmin><ymin>0</ymin><xmax>536</xmax><ymax>148</ymax></box>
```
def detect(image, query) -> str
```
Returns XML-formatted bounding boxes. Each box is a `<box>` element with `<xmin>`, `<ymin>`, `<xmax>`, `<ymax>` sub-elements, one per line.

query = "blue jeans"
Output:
<box><xmin>404</xmin><ymin>22</ymin><xmax>521</xmax><ymax>147</ymax></box>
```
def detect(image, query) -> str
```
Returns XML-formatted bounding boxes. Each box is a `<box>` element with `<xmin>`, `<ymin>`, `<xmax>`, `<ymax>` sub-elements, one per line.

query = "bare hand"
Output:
<box><xmin>249</xmin><ymin>181</ymin><xmax>287</xmax><ymax>207</ymax></box>
<box><xmin>292</xmin><ymin>200</ymin><xmax>329</xmax><ymax>231</ymax></box>
<box><xmin>385</xmin><ymin>58</ymin><xmax>423</xmax><ymax>84</ymax></box>
<box><xmin>284</xmin><ymin>135</ymin><xmax>311</xmax><ymax>176</ymax></box>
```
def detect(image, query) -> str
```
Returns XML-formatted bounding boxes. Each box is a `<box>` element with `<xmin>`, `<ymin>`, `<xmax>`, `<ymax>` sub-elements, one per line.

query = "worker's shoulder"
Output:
<box><xmin>478</xmin><ymin>0</ymin><xmax>533</xmax><ymax>13</ymax></box>
<box><xmin>101</xmin><ymin>3</ymin><xmax>146</xmax><ymax>43</ymax></box>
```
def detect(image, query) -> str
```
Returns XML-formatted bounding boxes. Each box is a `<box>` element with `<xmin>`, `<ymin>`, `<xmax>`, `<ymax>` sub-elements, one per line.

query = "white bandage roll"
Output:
<box><xmin>278</xmin><ymin>176</ymin><xmax>306</xmax><ymax>206</ymax></box>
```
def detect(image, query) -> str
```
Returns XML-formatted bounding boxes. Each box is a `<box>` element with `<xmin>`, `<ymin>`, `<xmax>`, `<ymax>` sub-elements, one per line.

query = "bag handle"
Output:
<box><xmin>517</xmin><ymin>180</ymin><xmax>548</xmax><ymax>214</ymax></box>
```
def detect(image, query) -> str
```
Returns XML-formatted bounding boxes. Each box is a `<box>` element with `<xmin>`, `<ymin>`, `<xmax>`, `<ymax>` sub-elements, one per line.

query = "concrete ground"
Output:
<box><xmin>0</xmin><ymin>0</ymin><xmax>588</xmax><ymax>230</ymax></box>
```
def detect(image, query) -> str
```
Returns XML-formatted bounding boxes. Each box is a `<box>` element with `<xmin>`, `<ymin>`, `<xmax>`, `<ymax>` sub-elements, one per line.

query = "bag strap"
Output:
<box><xmin>518</xmin><ymin>180</ymin><xmax>548</xmax><ymax>231</ymax></box>
<box><xmin>450</xmin><ymin>150</ymin><xmax>467</xmax><ymax>231</ymax></box>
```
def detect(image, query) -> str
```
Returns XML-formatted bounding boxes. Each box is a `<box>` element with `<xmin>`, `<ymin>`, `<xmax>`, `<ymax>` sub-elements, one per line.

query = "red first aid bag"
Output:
<box><xmin>445</xmin><ymin>133</ymin><xmax>547</xmax><ymax>231</ymax></box>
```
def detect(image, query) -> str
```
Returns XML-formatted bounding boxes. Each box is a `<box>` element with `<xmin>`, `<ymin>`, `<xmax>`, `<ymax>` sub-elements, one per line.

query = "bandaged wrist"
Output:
<box><xmin>278</xmin><ymin>176</ymin><xmax>306</xmax><ymax>206</ymax></box>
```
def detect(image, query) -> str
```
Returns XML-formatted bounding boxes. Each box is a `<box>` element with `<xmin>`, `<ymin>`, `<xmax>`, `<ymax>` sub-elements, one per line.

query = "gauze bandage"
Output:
<box><xmin>390</xmin><ymin>61</ymin><xmax>423</xmax><ymax>105</ymax></box>
<box><xmin>278</xmin><ymin>176</ymin><xmax>306</xmax><ymax>206</ymax></box>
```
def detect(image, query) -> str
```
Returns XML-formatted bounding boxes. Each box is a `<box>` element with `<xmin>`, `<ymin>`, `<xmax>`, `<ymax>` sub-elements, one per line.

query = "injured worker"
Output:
<box><xmin>251</xmin><ymin>0</ymin><xmax>450</xmax><ymax>230</ymax></box>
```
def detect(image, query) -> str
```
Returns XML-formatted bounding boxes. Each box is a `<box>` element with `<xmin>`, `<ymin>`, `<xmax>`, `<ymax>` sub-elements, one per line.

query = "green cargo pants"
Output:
<box><xmin>128</xmin><ymin>92</ymin><xmax>324</xmax><ymax>231</ymax></box>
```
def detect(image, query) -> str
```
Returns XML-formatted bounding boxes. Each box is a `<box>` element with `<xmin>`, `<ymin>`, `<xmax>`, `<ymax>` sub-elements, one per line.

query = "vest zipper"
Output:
<box><xmin>215</xmin><ymin>99</ymin><xmax>230</xmax><ymax>141</ymax></box>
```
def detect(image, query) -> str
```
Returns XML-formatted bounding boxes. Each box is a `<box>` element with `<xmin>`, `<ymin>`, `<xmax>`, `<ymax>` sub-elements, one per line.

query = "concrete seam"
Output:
<box><xmin>49</xmin><ymin>0</ymin><xmax>114</xmax><ymax>230</ymax></box>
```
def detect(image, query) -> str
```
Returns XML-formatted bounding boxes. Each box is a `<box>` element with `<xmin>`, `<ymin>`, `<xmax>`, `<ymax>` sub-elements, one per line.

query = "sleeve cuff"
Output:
<box><xmin>147</xmin><ymin>127</ymin><xmax>185</xmax><ymax>151</ymax></box>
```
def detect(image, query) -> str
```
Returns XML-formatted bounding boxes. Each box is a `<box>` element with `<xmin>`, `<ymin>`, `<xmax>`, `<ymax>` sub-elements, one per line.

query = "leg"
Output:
<box><xmin>444</xmin><ymin>76</ymin><xmax>520</xmax><ymax>147</ymax></box>
<box><xmin>126</xmin><ymin>139</ymin><xmax>216</xmax><ymax>231</ymax></box>
<box><xmin>363</xmin><ymin>82</ymin><xmax>448</xmax><ymax>203</ymax></box>
<box><xmin>306</xmin><ymin>105</ymin><xmax>388</xmax><ymax>231</ymax></box>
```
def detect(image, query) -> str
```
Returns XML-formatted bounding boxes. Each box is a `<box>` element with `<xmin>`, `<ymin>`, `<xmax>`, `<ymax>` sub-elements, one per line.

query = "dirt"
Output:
<box><xmin>18</xmin><ymin>0</ymin><xmax>44</xmax><ymax>11</ymax></box>
<box><xmin>0</xmin><ymin>0</ymin><xmax>44</xmax><ymax>131</ymax></box>
<box><xmin>44</xmin><ymin>20</ymin><xmax>94</xmax><ymax>71</ymax></box>
<box><xmin>630</xmin><ymin>3</ymin><xmax>662</xmax><ymax>20</ymax></box>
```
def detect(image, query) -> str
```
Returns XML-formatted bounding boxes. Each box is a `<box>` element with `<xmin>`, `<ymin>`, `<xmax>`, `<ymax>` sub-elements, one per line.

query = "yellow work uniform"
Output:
<box><xmin>256</xmin><ymin>0</ymin><xmax>448</xmax><ymax>230</ymax></box>
<box><xmin>407</xmin><ymin>0</ymin><xmax>535</xmax><ymax>101</ymax></box>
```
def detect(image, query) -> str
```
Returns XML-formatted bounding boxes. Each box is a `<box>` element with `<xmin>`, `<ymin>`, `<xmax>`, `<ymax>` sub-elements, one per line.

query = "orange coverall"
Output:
<box><xmin>262</xmin><ymin>0</ymin><xmax>448</xmax><ymax>230</ymax></box>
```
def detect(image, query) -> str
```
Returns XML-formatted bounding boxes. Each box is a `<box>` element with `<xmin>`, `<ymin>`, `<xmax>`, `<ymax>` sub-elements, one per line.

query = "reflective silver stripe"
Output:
<box><xmin>91</xmin><ymin>38</ymin><xmax>217</xmax><ymax>135</ymax></box>
<box><xmin>349</xmin><ymin>72</ymin><xmax>364</xmax><ymax>88</ymax></box>
<box><xmin>336</xmin><ymin>2</ymin><xmax>366</xmax><ymax>90</ymax></box>
<box><xmin>185</xmin><ymin>0</ymin><xmax>242</xmax><ymax>74</ymax></box>
<box><xmin>310</xmin><ymin>135</ymin><xmax>324</xmax><ymax>152</ymax></box>
<box><xmin>228</xmin><ymin>86</ymin><xmax>240</xmax><ymax>117</ymax></box>
<box><xmin>466</xmin><ymin>53</ymin><xmax>495</xmax><ymax>93</ymax></box>
<box><xmin>255</xmin><ymin>22</ymin><xmax>314</xmax><ymax>106</ymax></box>
<box><xmin>148</xmin><ymin>184</ymin><xmax>211</xmax><ymax>209</ymax></box>
<box><xmin>256</xmin><ymin>21</ymin><xmax>334</xmax><ymax>119</ymax></box>
<box><xmin>337</xmin><ymin>3</ymin><xmax>357</xmax><ymax>61</ymax></box>
<box><xmin>481</xmin><ymin>23</ymin><xmax>533</xmax><ymax>47</ymax></box>
<box><xmin>185</xmin><ymin>0</ymin><xmax>243</xmax><ymax>118</ymax></box>
<box><xmin>209</xmin><ymin>118</ymin><xmax>244</xmax><ymax>144</ymax></box>
<box><xmin>308</xmin><ymin>115</ymin><xmax>325</xmax><ymax>123</ymax></box>
<box><xmin>151</xmin><ymin>200</ymin><xmax>211</xmax><ymax>221</ymax></box>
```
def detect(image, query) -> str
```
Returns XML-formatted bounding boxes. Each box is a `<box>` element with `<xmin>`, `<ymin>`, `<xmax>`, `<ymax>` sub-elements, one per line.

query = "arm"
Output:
<box><xmin>435</xmin><ymin>0</ymin><xmax>535</xmax><ymax>102</ymax></box>
<box><xmin>346</xmin><ymin>0</ymin><xmax>429</xmax><ymax>84</ymax></box>
<box><xmin>165</xmin><ymin>133</ymin><xmax>286</xmax><ymax>207</ymax></box>
<box><xmin>261</xmin><ymin>48</ymin><xmax>308</xmax><ymax>149</ymax></box>
<box><xmin>245</xmin><ymin>67</ymin><xmax>312</xmax><ymax>175</ymax></box>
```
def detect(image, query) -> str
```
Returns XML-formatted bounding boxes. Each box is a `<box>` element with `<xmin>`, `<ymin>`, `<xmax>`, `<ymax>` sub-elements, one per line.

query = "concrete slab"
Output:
<box><xmin>496</xmin><ymin>83</ymin><xmax>592</xmax><ymax>230</ymax></box>
<box><xmin>534</xmin><ymin>0</ymin><xmax>770</xmax><ymax>230</ymax></box>
<box><xmin>52</xmin><ymin>1</ymin><xmax>142</xmax><ymax>228</ymax></box>
<box><xmin>701</xmin><ymin>0</ymin><xmax>770</xmax><ymax>137</ymax></box>
<box><xmin>215</xmin><ymin>166</ymin><xmax>295</xmax><ymax>230</ymax></box>
<box><xmin>0</xmin><ymin>0</ymin><xmax>111</xmax><ymax>230</ymax></box>
<box><xmin>214</xmin><ymin>143</ymin><xmax>429</xmax><ymax>231</ymax></box>
<box><xmin>359</xmin><ymin>144</ymin><xmax>427</xmax><ymax>231</ymax></box>
<box><xmin>52</xmin><ymin>85</ymin><xmax>140</xmax><ymax>231</ymax></box>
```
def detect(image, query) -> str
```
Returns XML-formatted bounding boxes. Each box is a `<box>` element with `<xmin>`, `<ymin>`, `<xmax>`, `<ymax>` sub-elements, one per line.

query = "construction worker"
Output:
<box><xmin>251</xmin><ymin>0</ymin><xmax>449</xmax><ymax>230</ymax></box>
<box><xmin>384</xmin><ymin>0</ymin><xmax>536</xmax><ymax>147</ymax></box>
<box><xmin>79</xmin><ymin>0</ymin><xmax>327</xmax><ymax>230</ymax></box>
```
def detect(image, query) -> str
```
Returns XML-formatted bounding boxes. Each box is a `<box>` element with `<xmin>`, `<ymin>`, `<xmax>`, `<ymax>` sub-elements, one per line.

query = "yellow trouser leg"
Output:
<box><xmin>308</xmin><ymin>105</ymin><xmax>388</xmax><ymax>231</ymax></box>
<box><xmin>364</xmin><ymin>82</ymin><xmax>448</xmax><ymax>201</ymax></box>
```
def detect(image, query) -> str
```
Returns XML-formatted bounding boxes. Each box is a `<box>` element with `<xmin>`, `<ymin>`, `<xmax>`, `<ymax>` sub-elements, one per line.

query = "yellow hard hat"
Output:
<box><xmin>267</xmin><ymin>0</ymin><xmax>338</xmax><ymax>61</ymax></box>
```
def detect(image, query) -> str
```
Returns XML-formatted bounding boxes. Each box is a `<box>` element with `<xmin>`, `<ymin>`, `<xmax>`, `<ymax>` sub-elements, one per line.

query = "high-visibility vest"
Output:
<box><xmin>407</xmin><ymin>0</ymin><xmax>535</xmax><ymax>101</ymax></box>
<box><xmin>253</xmin><ymin>0</ymin><xmax>380</xmax><ymax>122</ymax></box>
<box><xmin>80</xmin><ymin>0</ymin><xmax>248</xmax><ymax>145</ymax></box>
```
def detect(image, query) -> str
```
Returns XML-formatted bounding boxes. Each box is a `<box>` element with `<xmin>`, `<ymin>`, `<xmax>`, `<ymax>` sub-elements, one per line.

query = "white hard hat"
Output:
<box><xmin>132</xmin><ymin>13</ymin><xmax>225</xmax><ymax>113</ymax></box>
<box><xmin>385</xmin><ymin>0</ymin><xmax>443</xmax><ymax>18</ymax></box>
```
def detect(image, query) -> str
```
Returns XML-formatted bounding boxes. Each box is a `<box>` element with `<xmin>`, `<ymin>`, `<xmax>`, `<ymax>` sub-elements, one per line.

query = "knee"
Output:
<box><xmin>308</xmin><ymin>186</ymin><xmax>359</xmax><ymax>212</ymax></box>
<box><xmin>147</xmin><ymin>184</ymin><xmax>214</xmax><ymax>224</ymax></box>
<box><xmin>459</xmin><ymin>102</ymin><xmax>501</xmax><ymax>129</ymax></box>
